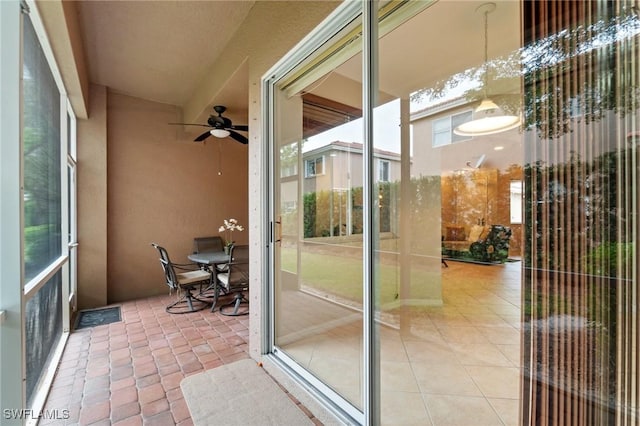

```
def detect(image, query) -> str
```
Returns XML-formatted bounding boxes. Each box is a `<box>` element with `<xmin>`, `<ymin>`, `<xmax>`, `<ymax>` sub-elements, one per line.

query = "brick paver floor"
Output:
<box><xmin>41</xmin><ymin>294</ymin><xmax>251</xmax><ymax>425</ymax></box>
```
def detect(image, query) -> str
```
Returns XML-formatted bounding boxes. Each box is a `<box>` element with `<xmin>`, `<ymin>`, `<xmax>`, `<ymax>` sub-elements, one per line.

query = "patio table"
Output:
<box><xmin>188</xmin><ymin>251</ymin><xmax>231</xmax><ymax>310</ymax></box>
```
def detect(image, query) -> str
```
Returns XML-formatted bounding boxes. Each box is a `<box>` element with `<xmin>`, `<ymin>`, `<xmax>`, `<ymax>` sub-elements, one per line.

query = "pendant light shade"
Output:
<box><xmin>454</xmin><ymin>3</ymin><xmax>521</xmax><ymax>137</ymax></box>
<box><xmin>454</xmin><ymin>99</ymin><xmax>520</xmax><ymax>136</ymax></box>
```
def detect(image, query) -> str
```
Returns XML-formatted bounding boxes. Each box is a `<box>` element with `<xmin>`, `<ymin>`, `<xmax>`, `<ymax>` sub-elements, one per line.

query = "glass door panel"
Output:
<box><xmin>272</xmin><ymin>13</ymin><xmax>365</xmax><ymax>412</ymax></box>
<box><xmin>269</xmin><ymin>1</ymin><xmax>639</xmax><ymax>424</ymax></box>
<box><xmin>375</xmin><ymin>2</ymin><xmax>524</xmax><ymax>424</ymax></box>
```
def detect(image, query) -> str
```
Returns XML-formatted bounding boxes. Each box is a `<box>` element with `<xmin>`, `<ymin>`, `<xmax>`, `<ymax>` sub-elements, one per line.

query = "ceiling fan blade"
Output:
<box><xmin>194</xmin><ymin>130</ymin><xmax>212</xmax><ymax>142</ymax></box>
<box><xmin>228</xmin><ymin>130</ymin><xmax>248</xmax><ymax>144</ymax></box>
<box><xmin>230</xmin><ymin>125</ymin><xmax>249</xmax><ymax>131</ymax></box>
<box><xmin>168</xmin><ymin>122</ymin><xmax>211</xmax><ymax>127</ymax></box>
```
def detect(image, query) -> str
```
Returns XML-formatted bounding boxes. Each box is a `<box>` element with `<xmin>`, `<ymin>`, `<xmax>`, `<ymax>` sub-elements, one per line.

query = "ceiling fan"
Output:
<box><xmin>169</xmin><ymin>105</ymin><xmax>248</xmax><ymax>144</ymax></box>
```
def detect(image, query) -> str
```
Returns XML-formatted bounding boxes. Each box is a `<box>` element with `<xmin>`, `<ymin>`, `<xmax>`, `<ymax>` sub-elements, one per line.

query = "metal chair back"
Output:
<box><xmin>192</xmin><ymin>236</ymin><xmax>223</xmax><ymax>253</ymax></box>
<box><xmin>152</xmin><ymin>243</ymin><xmax>179</xmax><ymax>291</ymax></box>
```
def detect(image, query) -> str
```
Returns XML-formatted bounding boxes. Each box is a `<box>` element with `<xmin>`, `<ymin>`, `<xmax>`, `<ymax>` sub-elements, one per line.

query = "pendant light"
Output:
<box><xmin>454</xmin><ymin>2</ymin><xmax>520</xmax><ymax>137</ymax></box>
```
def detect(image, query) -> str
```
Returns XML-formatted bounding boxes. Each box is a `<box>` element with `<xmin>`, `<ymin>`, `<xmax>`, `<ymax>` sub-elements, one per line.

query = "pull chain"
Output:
<box><xmin>218</xmin><ymin>140</ymin><xmax>223</xmax><ymax>176</ymax></box>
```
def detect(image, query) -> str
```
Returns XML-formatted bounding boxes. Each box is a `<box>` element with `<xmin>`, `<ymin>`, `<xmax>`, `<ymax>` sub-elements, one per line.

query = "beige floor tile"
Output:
<box><xmin>381</xmin><ymin>361</ymin><xmax>421</xmax><ymax>393</ymax></box>
<box><xmin>380</xmin><ymin>337</ymin><xmax>410</xmax><ymax>362</ymax></box>
<box><xmin>489</xmin><ymin>398</ymin><xmax>520</xmax><ymax>426</ymax></box>
<box><xmin>438</xmin><ymin>326</ymin><xmax>490</xmax><ymax>344</ymax></box>
<box><xmin>465</xmin><ymin>365</ymin><xmax>520</xmax><ymax>399</ymax></box>
<box><xmin>281</xmin><ymin>337</ymin><xmax>317</xmax><ymax>367</ymax></box>
<box><xmin>496</xmin><ymin>344</ymin><xmax>521</xmax><ymax>366</ymax></box>
<box><xmin>478</xmin><ymin>326</ymin><xmax>520</xmax><ymax>345</ymax></box>
<box><xmin>498</xmin><ymin>315</ymin><xmax>522</xmax><ymax>329</ymax></box>
<box><xmin>462</xmin><ymin>313</ymin><xmax>512</xmax><ymax>328</ymax></box>
<box><xmin>309</xmin><ymin>355</ymin><xmax>362</xmax><ymax>406</ymax></box>
<box><xmin>449</xmin><ymin>342</ymin><xmax>513</xmax><ymax>367</ymax></box>
<box><xmin>403</xmin><ymin>339</ymin><xmax>458</xmax><ymax>364</ymax></box>
<box><xmin>488</xmin><ymin>305</ymin><xmax>521</xmax><ymax>316</ymax></box>
<box><xmin>430</xmin><ymin>315</ymin><xmax>474</xmax><ymax>328</ymax></box>
<box><xmin>453</xmin><ymin>304</ymin><xmax>495</xmax><ymax>314</ymax></box>
<box><xmin>312</xmin><ymin>333</ymin><xmax>361</xmax><ymax>360</ymax></box>
<box><xmin>399</xmin><ymin>322</ymin><xmax>440</xmax><ymax>342</ymax></box>
<box><xmin>412</xmin><ymin>362</ymin><xmax>483</xmax><ymax>397</ymax></box>
<box><xmin>381</xmin><ymin>391</ymin><xmax>432</xmax><ymax>425</ymax></box>
<box><xmin>424</xmin><ymin>394</ymin><xmax>503</xmax><ymax>426</ymax></box>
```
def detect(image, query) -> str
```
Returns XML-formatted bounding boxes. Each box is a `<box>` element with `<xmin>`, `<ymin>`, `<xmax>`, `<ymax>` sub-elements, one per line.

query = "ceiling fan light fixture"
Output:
<box><xmin>210</xmin><ymin>128</ymin><xmax>231</xmax><ymax>138</ymax></box>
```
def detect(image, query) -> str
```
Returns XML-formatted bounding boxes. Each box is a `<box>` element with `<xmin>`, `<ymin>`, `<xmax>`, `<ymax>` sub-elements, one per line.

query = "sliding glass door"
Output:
<box><xmin>266</xmin><ymin>1</ymin><xmax>639</xmax><ymax>424</ymax></box>
<box><xmin>373</xmin><ymin>2</ymin><xmax>523</xmax><ymax>424</ymax></box>
<box><xmin>269</xmin><ymin>6</ymin><xmax>365</xmax><ymax>420</ymax></box>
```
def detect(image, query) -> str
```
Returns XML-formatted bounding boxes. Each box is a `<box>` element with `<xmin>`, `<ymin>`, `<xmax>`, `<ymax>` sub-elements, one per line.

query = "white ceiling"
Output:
<box><xmin>72</xmin><ymin>0</ymin><xmax>520</xmax><ymax>120</ymax></box>
<box><xmin>305</xmin><ymin>1</ymin><xmax>521</xmax><ymax>104</ymax></box>
<box><xmin>76</xmin><ymin>0</ymin><xmax>255</xmax><ymax>109</ymax></box>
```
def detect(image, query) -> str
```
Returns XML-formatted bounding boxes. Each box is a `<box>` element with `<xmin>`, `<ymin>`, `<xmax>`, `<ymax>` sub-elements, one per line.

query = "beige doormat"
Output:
<box><xmin>181</xmin><ymin>358</ymin><xmax>313</xmax><ymax>426</ymax></box>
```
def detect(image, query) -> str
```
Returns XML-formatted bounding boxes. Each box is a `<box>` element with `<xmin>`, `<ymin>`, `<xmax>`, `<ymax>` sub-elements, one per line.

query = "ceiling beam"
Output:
<box><xmin>35</xmin><ymin>0</ymin><xmax>90</xmax><ymax>119</ymax></box>
<box><xmin>181</xmin><ymin>1</ymin><xmax>341</xmax><ymax>125</ymax></box>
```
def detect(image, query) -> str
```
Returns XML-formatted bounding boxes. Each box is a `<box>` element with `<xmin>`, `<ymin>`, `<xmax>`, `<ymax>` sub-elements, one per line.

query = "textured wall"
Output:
<box><xmin>77</xmin><ymin>84</ymin><xmax>108</xmax><ymax>309</ymax></box>
<box><xmin>106</xmin><ymin>92</ymin><xmax>248</xmax><ymax>303</ymax></box>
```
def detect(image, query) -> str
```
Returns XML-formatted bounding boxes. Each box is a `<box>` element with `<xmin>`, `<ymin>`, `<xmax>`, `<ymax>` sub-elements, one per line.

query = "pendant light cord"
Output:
<box><xmin>483</xmin><ymin>8</ymin><xmax>489</xmax><ymax>99</ymax></box>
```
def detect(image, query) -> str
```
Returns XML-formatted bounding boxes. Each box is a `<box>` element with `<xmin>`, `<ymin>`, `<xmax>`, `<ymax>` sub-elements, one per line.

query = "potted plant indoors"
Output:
<box><xmin>219</xmin><ymin>218</ymin><xmax>244</xmax><ymax>254</ymax></box>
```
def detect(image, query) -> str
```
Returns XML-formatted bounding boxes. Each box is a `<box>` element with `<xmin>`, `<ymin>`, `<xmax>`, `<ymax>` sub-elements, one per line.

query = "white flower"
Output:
<box><xmin>219</xmin><ymin>218</ymin><xmax>244</xmax><ymax>246</ymax></box>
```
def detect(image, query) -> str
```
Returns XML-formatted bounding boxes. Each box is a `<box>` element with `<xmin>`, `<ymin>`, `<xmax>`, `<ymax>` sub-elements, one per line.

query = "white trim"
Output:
<box><xmin>263</xmin><ymin>2</ymin><xmax>366</xmax><ymax>423</ymax></box>
<box><xmin>24</xmin><ymin>0</ymin><xmax>67</xmax><ymax>96</ymax></box>
<box><xmin>1</xmin><ymin>0</ymin><xmax>26</xmax><ymax>416</ymax></box>
<box><xmin>267</xmin><ymin>350</ymin><xmax>362</xmax><ymax>423</ymax></box>
<box><xmin>23</xmin><ymin>256</ymin><xmax>67</xmax><ymax>300</ymax></box>
<box><xmin>25</xmin><ymin>333</ymin><xmax>68</xmax><ymax>426</ymax></box>
<box><xmin>362</xmin><ymin>1</ymin><xmax>378</xmax><ymax>423</ymax></box>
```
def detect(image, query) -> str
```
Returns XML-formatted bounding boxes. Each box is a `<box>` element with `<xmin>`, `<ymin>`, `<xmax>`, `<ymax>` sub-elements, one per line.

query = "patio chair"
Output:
<box><xmin>215</xmin><ymin>244</ymin><xmax>249</xmax><ymax>316</ymax></box>
<box><xmin>151</xmin><ymin>243</ymin><xmax>212</xmax><ymax>314</ymax></box>
<box><xmin>192</xmin><ymin>236</ymin><xmax>224</xmax><ymax>254</ymax></box>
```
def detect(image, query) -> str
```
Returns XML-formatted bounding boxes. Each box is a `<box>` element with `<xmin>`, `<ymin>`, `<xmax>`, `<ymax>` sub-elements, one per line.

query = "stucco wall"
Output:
<box><xmin>105</xmin><ymin>92</ymin><xmax>248</xmax><ymax>303</ymax></box>
<box><xmin>77</xmin><ymin>84</ymin><xmax>108</xmax><ymax>309</ymax></box>
<box><xmin>75</xmin><ymin>0</ymin><xmax>341</xmax><ymax>325</ymax></box>
<box><xmin>243</xmin><ymin>1</ymin><xmax>342</xmax><ymax>359</ymax></box>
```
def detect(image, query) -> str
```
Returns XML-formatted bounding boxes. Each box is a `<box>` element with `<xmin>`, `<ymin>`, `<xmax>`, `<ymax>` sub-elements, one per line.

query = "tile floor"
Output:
<box><xmin>42</xmin><ymin>259</ymin><xmax>521</xmax><ymax>426</ymax></box>
<box><xmin>278</xmin><ymin>259</ymin><xmax>522</xmax><ymax>425</ymax></box>
<box><xmin>41</xmin><ymin>294</ymin><xmax>316</xmax><ymax>426</ymax></box>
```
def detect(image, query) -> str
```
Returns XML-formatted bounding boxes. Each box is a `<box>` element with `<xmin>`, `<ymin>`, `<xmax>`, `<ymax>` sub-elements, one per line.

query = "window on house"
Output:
<box><xmin>304</xmin><ymin>156</ymin><xmax>324</xmax><ymax>177</ymax></box>
<box><xmin>432</xmin><ymin>110</ymin><xmax>473</xmax><ymax>147</ymax></box>
<box><xmin>280</xmin><ymin>142</ymin><xmax>298</xmax><ymax>178</ymax></box>
<box><xmin>378</xmin><ymin>160</ymin><xmax>390</xmax><ymax>182</ymax></box>
<box><xmin>281</xmin><ymin>163</ymin><xmax>298</xmax><ymax>178</ymax></box>
<box><xmin>282</xmin><ymin>200</ymin><xmax>297</xmax><ymax>213</ymax></box>
<box><xmin>510</xmin><ymin>180</ymin><xmax>523</xmax><ymax>224</ymax></box>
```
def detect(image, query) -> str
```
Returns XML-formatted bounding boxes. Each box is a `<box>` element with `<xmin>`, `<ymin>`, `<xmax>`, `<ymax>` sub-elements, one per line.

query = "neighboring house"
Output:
<box><xmin>410</xmin><ymin>98</ymin><xmax>524</xmax><ymax>254</ymax></box>
<box><xmin>302</xmin><ymin>140</ymin><xmax>401</xmax><ymax>193</ymax></box>
<box><xmin>280</xmin><ymin>140</ymin><xmax>401</xmax><ymax>237</ymax></box>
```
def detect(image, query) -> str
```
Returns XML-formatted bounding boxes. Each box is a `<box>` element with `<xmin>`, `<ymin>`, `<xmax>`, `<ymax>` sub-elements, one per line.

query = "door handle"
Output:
<box><xmin>275</xmin><ymin>216</ymin><xmax>282</xmax><ymax>243</ymax></box>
